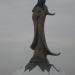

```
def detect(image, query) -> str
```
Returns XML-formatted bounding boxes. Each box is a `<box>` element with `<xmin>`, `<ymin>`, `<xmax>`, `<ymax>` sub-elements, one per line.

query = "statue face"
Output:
<box><xmin>38</xmin><ymin>0</ymin><xmax>46</xmax><ymax>5</ymax></box>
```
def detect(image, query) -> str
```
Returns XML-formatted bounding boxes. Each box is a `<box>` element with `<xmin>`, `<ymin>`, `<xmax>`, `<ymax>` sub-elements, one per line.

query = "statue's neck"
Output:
<box><xmin>37</xmin><ymin>2</ymin><xmax>45</xmax><ymax>8</ymax></box>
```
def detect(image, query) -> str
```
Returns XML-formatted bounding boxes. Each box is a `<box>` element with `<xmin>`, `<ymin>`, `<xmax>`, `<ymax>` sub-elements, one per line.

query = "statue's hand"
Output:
<box><xmin>51</xmin><ymin>12</ymin><xmax>55</xmax><ymax>15</ymax></box>
<box><xmin>47</xmin><ymin>12</ymin><xmax>55</xmax><ymax>15</ymax></box>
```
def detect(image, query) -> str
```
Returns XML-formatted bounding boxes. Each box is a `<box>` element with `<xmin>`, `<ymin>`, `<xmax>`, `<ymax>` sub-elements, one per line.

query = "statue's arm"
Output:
<box><xmin>45</xmin><ymin>5</ymin><xmax>55</xmax><ymax>15</ymax></box>
<box><xmin>32</xmin><ymin>5</ymin><xmax>37</xmax><ymax>12</ymax></box>
<box><xmin>32</xmin><ymin>4</ymin><xmax>39</xmax><ymax>12</ymax></box>
<box><xmin>47</xmin><ymin>12</ymin><xmax>55</xmax><ymax>15</ymax></box>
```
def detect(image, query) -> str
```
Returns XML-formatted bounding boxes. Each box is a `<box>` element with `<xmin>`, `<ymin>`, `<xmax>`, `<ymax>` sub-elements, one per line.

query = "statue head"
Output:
<box><xmin>38</xmin><ymin>0</ymin><xmax>46</xmax><ymax>4</ymax></box>
<box><xmin>37</xmin><ymin>0</ymin><xmax>46</xmax><ymax>7</ymax></box>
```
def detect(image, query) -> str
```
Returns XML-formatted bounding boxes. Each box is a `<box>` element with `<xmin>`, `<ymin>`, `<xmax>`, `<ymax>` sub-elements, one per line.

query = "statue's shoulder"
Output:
<box><xmin>32</xmin><ymin>4</ymin><xmax>49</xmax><ymax>15</ymax></box>
<box><xmin>43</xmin><ymin>5</ymin><xmax>48</xmax><ymax>11</ymax></box>
<box><xmin>32</xmin><ymin>4</ymin><xmax>42</xmax><ymax>12</ymax></box>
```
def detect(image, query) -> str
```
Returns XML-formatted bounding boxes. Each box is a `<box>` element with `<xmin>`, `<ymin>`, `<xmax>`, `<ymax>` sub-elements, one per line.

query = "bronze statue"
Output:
<box><xmin>25</xmin><ymin>0</ymin><xmax>61</xmax><ymax>72</ymax></box>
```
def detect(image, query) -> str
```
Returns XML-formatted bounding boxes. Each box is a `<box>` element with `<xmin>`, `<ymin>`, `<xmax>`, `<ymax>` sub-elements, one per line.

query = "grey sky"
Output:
<box><xmin>0</xmin><ymin>0</ymin><xmax>75</xmax><ymax>15</ymax></box>
<box><xmin>0</xmin><ymin>0</ymin><xmax>75</xmax><ymax>75</ymax></box>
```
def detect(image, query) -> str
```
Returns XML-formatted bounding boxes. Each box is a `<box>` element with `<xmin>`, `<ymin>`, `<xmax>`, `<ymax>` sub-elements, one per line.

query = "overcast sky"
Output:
<box><xmin>0</xmin><ymin>0</ymin><xmax>75</xmax><ymax>43</ymax></box>
<box><xmin>0</xmin><ymin>0</ymin><xmax>75</xmax><ymax>75</ymax></box>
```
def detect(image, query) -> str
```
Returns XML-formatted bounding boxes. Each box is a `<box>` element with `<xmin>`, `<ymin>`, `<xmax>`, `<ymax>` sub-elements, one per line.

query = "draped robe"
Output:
<box><xmin>31</xmin><ymin>5</ymin><xmax>60</xmax><ymax>56</ymax></box>
<box><xmin>25</xmin><ymin>4</ymin><xmax>61</xmax><ymax>72</ymax></box>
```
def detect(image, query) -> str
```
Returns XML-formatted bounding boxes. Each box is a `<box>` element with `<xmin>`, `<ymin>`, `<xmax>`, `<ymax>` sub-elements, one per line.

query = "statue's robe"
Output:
<box><xmin>31</xmin><ymin>5</ymin><xmax>60</xmax><ymax>56</ymax></box>
<box><xmin>31</xmin><ymin>5</ymin><xmax>49</xmax><ymax>55</ymax></box>
<box><xmin>25</xmin><ymin>4</ymin><xmax>60</xmax><ymax>72</ymax></box>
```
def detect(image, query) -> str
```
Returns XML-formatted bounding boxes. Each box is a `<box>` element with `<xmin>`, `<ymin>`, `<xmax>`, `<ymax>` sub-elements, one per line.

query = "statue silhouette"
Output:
<box><xmin>25</xmin><ymin>0</ymin><xmax>61</xmax><ymax>72</ymax></box>
<box><xmin>31</xmin><ymin>0</ymin><xmax>60</xmax><ymax>56</ymax></box>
